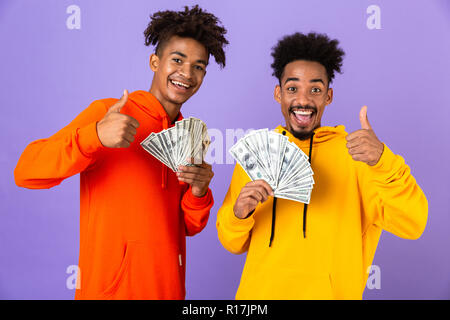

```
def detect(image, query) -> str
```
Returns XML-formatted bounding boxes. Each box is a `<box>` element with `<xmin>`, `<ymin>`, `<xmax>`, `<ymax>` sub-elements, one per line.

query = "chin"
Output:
<box><xmin>289</xmin><ymin>123</ymin><xmax>317</xmax><ymax>140</ymax></box>
<box><xmin>292</xmin><ymin>129</ymin><xmax>314</xmax><ymax>141</ymax></box>
<box><xmin>168</xmin><ymin>94</ymin><xmax>190</xmax><ymax>106</ymax></box>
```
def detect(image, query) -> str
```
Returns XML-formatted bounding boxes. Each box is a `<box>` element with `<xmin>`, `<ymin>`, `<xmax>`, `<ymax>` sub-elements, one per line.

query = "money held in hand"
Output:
<box><xmin>229</xmin><ymin>129</ymin><xmax>314</xmax><ymax>204</ymax></box>
<box><xmin>140</xmin><ymin>117</ymin><xmax>211</xmax><ymax>172</ymax></box>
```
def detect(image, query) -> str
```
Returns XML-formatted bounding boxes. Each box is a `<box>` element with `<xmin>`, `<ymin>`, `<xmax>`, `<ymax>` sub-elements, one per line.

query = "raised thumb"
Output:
<box><xmin>359</xmin><ymin>105</ymin><xmax>372</xmax><ymax>130</ymax></box>
<box><xmin>108</xmin><ymin>89</ymin><xmax>129</xmax><ymax>113</ymax></box>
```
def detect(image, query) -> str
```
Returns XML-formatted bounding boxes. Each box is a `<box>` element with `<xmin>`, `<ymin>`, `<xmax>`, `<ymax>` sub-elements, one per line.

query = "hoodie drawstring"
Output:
<box><xmin>269</xmin><ymin>131</ymin><xmax>314</xmax><ymax>247</ymax></box>
<box><xmin>302</xmin><ymin>132</ymin><xmax>314</xmax><ymax>238</ymax></box>
<box><xmin>269</xmin><ymin>197</ymin><xmax>278</xmax><ymax>247</ymax></box>
<box><xmin>161</xmin><ymin>117</ymin><xmax>169</xmax><ymax>189</ymax></box>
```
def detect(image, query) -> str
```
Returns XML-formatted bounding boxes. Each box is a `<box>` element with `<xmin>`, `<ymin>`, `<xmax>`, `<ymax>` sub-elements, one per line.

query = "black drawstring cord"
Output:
<box><xmin>302</xmin><ymin>133</ymin><xmax>314</xmax><ymax>238</ymax></box>
<box><xmin>269</xmin><ymin>131</ymin><xmax>314</xmax><ymax>247</ymax></box>
<box><xmin>268</xmin><ymin>130</ymin><xmax>287</xmax><ymax>247</ymax></box>
<box><xmin>269</xmin><ymin>197</ymin><xmax>277</xmax><ymax>247</ymax></box>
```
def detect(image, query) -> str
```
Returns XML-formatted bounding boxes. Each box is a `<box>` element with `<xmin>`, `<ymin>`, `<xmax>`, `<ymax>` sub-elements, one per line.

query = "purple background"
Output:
<box><xmin>1</xmin><ymin>0</ymin><xmax>449</xmax><ymax>300</ymax></box>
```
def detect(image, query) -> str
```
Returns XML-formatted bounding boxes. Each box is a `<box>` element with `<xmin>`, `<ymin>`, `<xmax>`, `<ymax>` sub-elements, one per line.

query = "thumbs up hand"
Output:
<box><xmin>345</xmin><ymin>106</ymin><xmax>384</xmax><ymax>166</ymax></box>
<box><xmin>96</xmin><ymin>90</ymin><xmax>140</xmax><ymax>148</ymax></box>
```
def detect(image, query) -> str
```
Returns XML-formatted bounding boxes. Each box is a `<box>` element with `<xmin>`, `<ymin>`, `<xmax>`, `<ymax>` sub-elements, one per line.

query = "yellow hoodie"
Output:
<box><xmin>216</xmin><ymin>125</ymin><xmax>427</xmax><ymax>300</ymax></box>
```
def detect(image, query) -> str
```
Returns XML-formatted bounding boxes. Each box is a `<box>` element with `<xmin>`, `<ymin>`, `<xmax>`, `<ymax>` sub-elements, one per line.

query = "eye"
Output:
<box><xmin>172</xmin><ymin>58</ymin><xmax>182</xmax><ymax>63</ymax></box>
<box><xmin>287</xmin><ymin>87</ymin><xmax>297</xmax><ymax>92</ymax></box>
<box><xmin>194</xmin><ymin>65</ymin><xmax>204</xmax><ymax>71</ymax></box>
<box><xmin>311</xmin><ymin>87</ymin><xmax>321</xmax><ymax>93</ymax></box>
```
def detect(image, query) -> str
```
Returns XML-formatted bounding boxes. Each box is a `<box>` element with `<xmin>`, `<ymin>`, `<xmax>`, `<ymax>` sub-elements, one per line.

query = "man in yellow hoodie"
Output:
<box><xmin>216</xmin><ymin>32</ymin><xmax>428</xmax><ymax>300</ymax></box>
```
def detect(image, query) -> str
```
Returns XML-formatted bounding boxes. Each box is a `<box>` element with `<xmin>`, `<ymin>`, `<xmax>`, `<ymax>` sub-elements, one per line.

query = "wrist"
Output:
<box><xmin>369</xmin><ymin>142</ymin><xmax>385</xmax><ymax>166</ymax></box>
<box><xmin>78</xmin><ymin>121</ymin><xmax>106</xmax><ymax>156</ymax></box>
<box><xmin>191</xmin><ymin>186</ymin><xmax>208</xmax><ymax>198</ymax></box>
<box><xmin>233</xmin><ymin>208</ymin><xmax>255</xmax><ymax>220</ymax></box>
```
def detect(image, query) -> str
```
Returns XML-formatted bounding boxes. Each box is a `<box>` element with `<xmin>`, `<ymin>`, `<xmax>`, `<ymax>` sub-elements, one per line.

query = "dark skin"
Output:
<box><xmin>346</xmin><ymin>105</ymin><xmax>384</xmax><ymax>166</ymax></box>
<box><xmin>275</xmin><ymin>60</ymin><xmax>333</xmax><ymax>140</ymax></box>
<box><xmin>96</xmin><ymin>89</ymin><xmax>139</xmax><ymax>148</ymax></box>
<box><xmin>97</xmin><ymin>35</ymin><xmax>214</xmax><ymax>197</ymax></box>
<box><xmin>233</xmin><ymin>180</ymin><xmax>274</xmax><ymax>219</ymax></box>
<box><xmin>234</xmin><ymin>60</ymin><xmax>383</xmax><ymax>219</ymax></box>
<box><xmin>149</xmin><ymin>35</ymin><xmax>209</xmax><ymax>122</ymax></box>
<box><xmin>177</xmin><ymin>161</ymin><xmax>214</xmax><ymax>198</ymax></box>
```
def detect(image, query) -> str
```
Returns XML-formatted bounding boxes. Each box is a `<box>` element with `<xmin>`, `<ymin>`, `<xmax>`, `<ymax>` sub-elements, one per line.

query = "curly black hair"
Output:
<box><xmin>144</xmin><ymin>5</ymin><xmax>228</xmax><ymax>68</ymax></box>
<box><xmin>271</xmin><ymin>32</ymin><xmax>345</xmax><ymax>85</ymax></box>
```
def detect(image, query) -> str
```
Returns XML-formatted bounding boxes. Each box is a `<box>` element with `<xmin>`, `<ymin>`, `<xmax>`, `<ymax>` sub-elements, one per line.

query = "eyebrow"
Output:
<box><xmin>284</xmin><ymin>77</ymin><xmax>325</xmax><ymax>85</ymax></box>
<box><xmin>170</xmin><ymin>51</ymin><xmax>208</xmax><ymax>66</ymax></box>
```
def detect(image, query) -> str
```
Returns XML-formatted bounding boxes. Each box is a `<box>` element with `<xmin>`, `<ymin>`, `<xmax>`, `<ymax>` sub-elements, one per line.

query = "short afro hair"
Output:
<box><xmin>271</xmin><ymin>32</ymin><xmax>345</xmax><ymax>84</ymax></box>
<box><xmin>144</xmin><ymin>5</ymin><xmax>228</xmax><ymax>68</ymax></box>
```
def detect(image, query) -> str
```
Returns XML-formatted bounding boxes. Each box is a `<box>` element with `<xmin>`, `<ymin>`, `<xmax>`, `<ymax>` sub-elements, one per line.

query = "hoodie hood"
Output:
<box><xmin>275</xmin><ymin>125</ymin><xmax>347</xmax><ymax>147</ymax></box>
<box><xmin>128</xmin><ymin>90</ymin><xmax>183</xmax><ymax>189</ymax></box>
<box><xmin>128</xmin><ymin>90</ymin><xmax>184</xmax><ymax>123</ymax></box>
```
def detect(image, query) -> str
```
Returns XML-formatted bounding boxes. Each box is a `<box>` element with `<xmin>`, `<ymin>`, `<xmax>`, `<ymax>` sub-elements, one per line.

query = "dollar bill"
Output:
<box><xmin>141</xmin><ymin>133</ymin><xmax>172</xmax><ymax>168</ymax></box>
<box><xmin>229</xmin><ymin>140</ymin><xmax>275</xmax><ymax>189</ymax></box>
<box><xmin>140</xmin><ymin>117</ymin><xmax>210</xmax><ymax>172</ymax></box>
<box><xmin>274</xmin><ymin>192</ymin><xmax>311</xmax><ymax>204</ymax></box>
<box><xmin>228</xmin><ymin>128</ymin><xmax>315</xmax><ymax>204</ymax></box>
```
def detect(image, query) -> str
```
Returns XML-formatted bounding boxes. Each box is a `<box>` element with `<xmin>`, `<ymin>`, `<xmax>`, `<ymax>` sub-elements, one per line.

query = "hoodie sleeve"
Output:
<box><xmin>360</xmin><ymin>144</ymin><xmax>428</xmax><ymax>240</ymax></box>
<box><xmin>14</xmin><ymin>100</ymin><xmax>108</xmax><ymax>189</ymax></box>
<box><xmin>181</xmin><ymin>186</ymin><xmax>214</xmax><ymax>236</ymax></box>
<box><xmin>216</xmin><ymin>164</ymin><xmax>255</xmax><ymax>255</ymax></box>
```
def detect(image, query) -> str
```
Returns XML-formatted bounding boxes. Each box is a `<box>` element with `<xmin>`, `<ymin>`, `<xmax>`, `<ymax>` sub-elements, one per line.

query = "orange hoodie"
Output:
<box><xmin>14</xmin><ymin>90</ymin><xmax>213</xmax><ymax>299</ymax></box>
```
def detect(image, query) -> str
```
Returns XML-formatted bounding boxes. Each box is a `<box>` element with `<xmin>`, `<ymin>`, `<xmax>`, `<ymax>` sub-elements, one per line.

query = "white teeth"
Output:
<box><xmin>294</xmin><ymin>110</ymin><xmax>312</xmax><ymax>115</ymax></box>
<box><xmin>171</xmin><ymin>80</ymin><xmax>190</xmax><ymax>88</ymax></box>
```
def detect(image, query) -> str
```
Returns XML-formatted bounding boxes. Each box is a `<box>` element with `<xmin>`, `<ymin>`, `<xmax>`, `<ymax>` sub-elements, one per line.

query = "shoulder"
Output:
<box><xmin>90</xmin><ymin>98</ymin><xmax>118</xmax><ymax>112</ymax></box>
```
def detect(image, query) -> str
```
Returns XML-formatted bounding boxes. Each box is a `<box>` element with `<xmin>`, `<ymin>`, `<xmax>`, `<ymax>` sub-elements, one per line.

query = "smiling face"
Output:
<box><xmin>149</xmin><ymin>35</ymin><xmax>209</xmax><ymax>112</ymax></box>
<box><xmin>275</xmin><ymin>60</ymin><xmax>333</xmax><ymax>140</ymax></box>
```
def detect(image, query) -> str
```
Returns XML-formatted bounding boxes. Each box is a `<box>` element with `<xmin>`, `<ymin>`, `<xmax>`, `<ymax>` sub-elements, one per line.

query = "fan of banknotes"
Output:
<box><xmin>229</xmin><ymin>129</ymin><xmax>314</xmax><ymax>204</ymax></box>
<box><xmin>140</xmin><ymin>117</ymin><xmax>210</xmax><ymax>172</ymax></box>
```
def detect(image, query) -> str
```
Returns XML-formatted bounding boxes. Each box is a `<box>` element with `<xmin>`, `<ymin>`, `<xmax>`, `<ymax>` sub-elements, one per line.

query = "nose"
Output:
<box><xmin>178</xmin><ymin>62</ymin><xmax>192</xmax><ymax>80</ymax></box>
<box><xmin>294</xmin><ymin>87</ymin><xmax>312</xmax><ymax>107</ymax></box>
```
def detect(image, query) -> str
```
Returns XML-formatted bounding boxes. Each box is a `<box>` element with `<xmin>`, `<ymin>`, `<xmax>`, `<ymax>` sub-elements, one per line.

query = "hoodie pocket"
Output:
<box><xmin>280</xmin><ymin>271</ymin><xmax>334</xmax><ymax>299</ymax></box>
<box><xmin>241</xmin><ymin>268</ymin><xmax>334</xmax><ymax>300</ymax></box>
<box><xmin>101</xmin><ymin>240</ymin><xmax>136</xmax><ymax>299</ymax></box>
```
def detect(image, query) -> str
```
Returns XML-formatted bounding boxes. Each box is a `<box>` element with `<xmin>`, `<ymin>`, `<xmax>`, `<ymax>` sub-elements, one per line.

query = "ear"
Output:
<box><xmin>274</xmin><ymin>85</ymin><xmax>281</xmax><ymax>104</ymax></box>
<box><xmin>326</xmin><ymin>87</ymin><xmax>333</xmax><ymax>106</ymax></box>
<box><xmin>149</xmin><ymin>53</ymin><xmax>159</xmax><ymax>72</ymax></box>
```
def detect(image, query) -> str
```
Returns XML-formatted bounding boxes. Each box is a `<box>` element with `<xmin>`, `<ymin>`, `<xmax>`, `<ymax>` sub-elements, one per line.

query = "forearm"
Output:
<box><xmin>14</xmin><ymin>121</ymin><xmax>104</xmax><ymax>189</ymax></box>
<box><xmin>365</xmin><ymin>144</ymin><xmax>428</xmax><ymax>239</ymax></box>
<box><xmin>216</xmin><ymin>189</ymin><xmax>255</xmax><ymax>254</ymax></box>
<box><xmin>14</xmin><ymin>100</ymin><xmax>108</xmax><ymax>189</ymax></box>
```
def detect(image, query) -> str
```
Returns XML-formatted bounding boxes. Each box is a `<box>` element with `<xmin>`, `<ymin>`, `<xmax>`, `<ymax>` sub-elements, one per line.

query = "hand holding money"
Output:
<box><xmin>233</xmin><ymin>180</ymin><xmax>274</xmax><ymax>219</ymax></box>
<box><xmin>97</xmin><ymin>90</ymin><xmax>140</xmax><ymax>148</ymax></box>
<box><xmin>346</xmin><ymin>106</ymin><xmax>384</xmax><ymax>166</ymax></box>
<box><xmin>229</xmin><ymin>129</ymin><xmax>314</xmax><ymax>204</ymax></box>
<box><xmin>177</xmin><ymin>161</ymin><xmax>214</xmax><ymax>197</ymax></box>
<box><xmin>141</xmin><ymin>117</ymin><xmax>210</xmax><ymax>172</ymax></box>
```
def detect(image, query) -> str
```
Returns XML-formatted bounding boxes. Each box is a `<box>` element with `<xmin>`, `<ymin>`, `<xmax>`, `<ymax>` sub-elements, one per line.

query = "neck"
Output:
<box><xmin>149</xmin><ymin>86</ymin><xmax>181</xmax><ymax>123</ymax></box>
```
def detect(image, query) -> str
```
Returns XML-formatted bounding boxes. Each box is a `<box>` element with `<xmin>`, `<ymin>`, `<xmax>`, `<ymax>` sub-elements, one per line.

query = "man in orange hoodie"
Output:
<box><xmin>14</xmin><ymin>5</ymin><xmax>228</xmax><ymax>299</ymax></box>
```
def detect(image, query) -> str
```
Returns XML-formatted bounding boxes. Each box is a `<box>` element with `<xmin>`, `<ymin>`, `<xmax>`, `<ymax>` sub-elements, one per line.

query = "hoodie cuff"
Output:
<box><xmin>183</xmin><ymin>187</ymin><xmax>213</xmax><ymax>209</ymax></box>
<box><xmin>76</xmin><ymin>121</ymin><xmax>106</xmax><ymax>157</ymax></box>
<box><xmin>226</xmin><ymin>208</ymin><xmax>255</xmax><ymax>231</ymax></box>
<box><xmin>368</xmin><ymin>143</ymin><xmax>405</xmax><ymax>182</ymax></box>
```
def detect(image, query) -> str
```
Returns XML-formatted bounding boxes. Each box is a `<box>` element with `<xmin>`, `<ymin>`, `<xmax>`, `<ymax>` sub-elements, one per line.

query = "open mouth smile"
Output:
<box><xmin>169</xmin><ymin>79</ymin><xmax>192</xmax><ymax>90</ymax></box>
<box><xmin>290</xmin><ymin>108</ymin><xmax>316</xmax><ymax>127</ymax></box>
